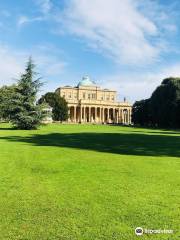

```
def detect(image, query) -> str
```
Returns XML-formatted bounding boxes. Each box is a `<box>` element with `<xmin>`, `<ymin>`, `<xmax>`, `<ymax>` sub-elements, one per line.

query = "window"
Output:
<box><xmin>83</xmin><ymin>93</ymin><xmax>86</xmax><ymax>99</ymax></box>
<box><xmin>88</xmin><ymin>94</ymin><xmax>91</xmax><ymax>99</ymax></box>
<box><xmin>92</xmin><ymin>93</ymin><xmax>96</xmax><ymax>99</ymax></box>
<box><xmin>68</xmin><ymin>93</ymin><xmax>72</xmax><ymax>98</ymax></box>
<box><xmin>112</xmin><ymin>96</ymin><xmax>114</xmax><ymax>101</ymax></box>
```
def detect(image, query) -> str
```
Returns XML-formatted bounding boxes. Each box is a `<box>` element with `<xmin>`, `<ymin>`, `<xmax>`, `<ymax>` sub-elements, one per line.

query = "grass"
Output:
<box><xmin>0</xmin><ymin>123</ymin><xmax>179</xmax><ymax>240</ymax></box>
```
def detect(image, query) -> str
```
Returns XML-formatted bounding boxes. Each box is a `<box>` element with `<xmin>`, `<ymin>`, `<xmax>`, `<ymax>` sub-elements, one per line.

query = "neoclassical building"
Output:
<box><xmin>55</xmin><ymin>76</ymin><xmax>132</xmax><ymax>124</ymax></box>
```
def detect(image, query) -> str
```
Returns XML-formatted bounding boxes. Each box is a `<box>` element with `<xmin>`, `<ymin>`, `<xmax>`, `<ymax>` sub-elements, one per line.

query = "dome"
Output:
<box><xmin>77</xmin><ymin>76</ymin><xmax>96</xmax><ymax>87</ymax></box>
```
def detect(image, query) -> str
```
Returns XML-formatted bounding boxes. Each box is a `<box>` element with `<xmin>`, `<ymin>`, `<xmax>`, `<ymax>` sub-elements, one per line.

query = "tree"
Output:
<box><xmin>132</xmin><ymin>99</ymin><xmax>151</xmax><ymax>126</ymax></box>
<box><xmin>38</xmin><ymin>92</ymin><xmax>68</xmax><ymax>122</ymax></box>
<box><xmin>150</xmin><ymin>77</ymin><xmax>180</xmax><ymax>127</ymax></box>
<box><xmin>10</xmin><ymin>58</ymin><xmax>43</xmax><ymax>129</ymax></box>
<box><xmin>0</xmin><ymin>85</ymin><xmax>16</xmax><ymax>121</ymax></box>
<box><xmin>175</xmin><ymin>99</ymin><xmax>180</xmax><ymax>127</ymax></box>
<box><xmin>132</xmin><ymin>77</ymin><xmax>180</xmax><ymax>128</ymax></box>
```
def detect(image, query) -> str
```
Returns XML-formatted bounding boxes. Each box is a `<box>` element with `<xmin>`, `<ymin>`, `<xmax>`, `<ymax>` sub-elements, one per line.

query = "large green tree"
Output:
<box><xmin>0</xmin><ymin>85</ymin><xmax>16</xmax><ymax>120</ymax></box>
<box><xmin>10</xmin><ymin>58</ymin><xmax>43</xmax><ymax>129</ymax></box>
<box><xmin>132</xmin><ymin>99</ymin><xmax>151</xmax><ymax>126</ymax></box>
<box><xmin>150</xmin><ymin>77</ymin><xmax>180</xmax><ymax>127</ymax></box>
<box><xmin>132</xmin><ymin>77</ymin><xmax>180</xmax><ymax>128</ymax></box>
<box><xmin>38</xmin><ymin>92</ymin><xmax>68</xmax><ymax>122</ymax></box>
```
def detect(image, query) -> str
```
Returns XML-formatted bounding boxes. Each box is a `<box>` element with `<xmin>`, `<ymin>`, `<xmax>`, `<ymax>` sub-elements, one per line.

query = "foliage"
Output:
<box><xmin>132</xmin><ymin>77</ymin><xmax>180</xmax><ymax>128</ymax></box>
<box><xmin>150</xmin><ymin>77</ymin><xmax>180</xmax><ymax>127</ymax></box>
<box><xmin>132</xmin><ymin>99</ymin><xmax>151</xmax><ymax>126</ymax></box>
<box><xmin>10</xmin><ymin>58</ymin><xmax>43</xmax><ymax>129</ymax></box>
<box><xmin>0</xmin><ymin>85</ymin><xmax>16</xmax><ymax>120</ymax></box>
<box><xmin>38</xmin><ymin>92</ymin><xmax>68</xmax><ymax>122</ymax></box>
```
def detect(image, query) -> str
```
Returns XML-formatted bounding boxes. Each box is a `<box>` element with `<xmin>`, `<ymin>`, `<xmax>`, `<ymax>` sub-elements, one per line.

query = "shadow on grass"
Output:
<box><xmin>110</xmin><ymin>124</ymin><xmax>180</xmax><ymax>135</ymax></box>
<box><xmin>1</xmin><ymin>132</ymin><xmax>180</xmax><ymax>157</ymax></box>
<box><xmin>130</xmin><ymin>130</ymin><xmax>180</xmax><ymax>135</ymax></box>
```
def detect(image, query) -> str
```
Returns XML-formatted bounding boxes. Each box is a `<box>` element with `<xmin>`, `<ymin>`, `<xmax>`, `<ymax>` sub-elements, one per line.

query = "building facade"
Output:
<box><xmin>55</xmin><ymin>76</ymin><xmax>132</xmax><ymax>124</ymax></box>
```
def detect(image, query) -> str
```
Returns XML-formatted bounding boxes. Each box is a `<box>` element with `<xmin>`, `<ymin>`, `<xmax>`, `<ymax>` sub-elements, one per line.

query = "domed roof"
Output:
<box><xmin>77</xmin><ymin>76</ymin><xmax>96</xmax><ymax>87</ymax></box>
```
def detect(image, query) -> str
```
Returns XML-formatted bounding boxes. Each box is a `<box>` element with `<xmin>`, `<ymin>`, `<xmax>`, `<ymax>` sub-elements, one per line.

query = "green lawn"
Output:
<box><xmin>0</xmin><ymin>123</ymin><xmax>179</xmax><ymax>240</ymax></box>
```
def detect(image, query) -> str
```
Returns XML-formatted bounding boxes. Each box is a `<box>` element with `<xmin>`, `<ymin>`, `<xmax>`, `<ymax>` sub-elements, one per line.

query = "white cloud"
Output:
<box><xmin>29</xmin><ymin>44</ymin><xmax>67</xmax><ymax>77</ymax></box>
<box><xmin>17</xmin><ymin>15</ymin><xmax>43</xmax><ymax>28</ymax></box>
<box><xmin>101</xmin><ymin>63</ymin><xmax>180</xmax><ymax>103</ymax></box>
<box><xmin>17</xmin><ymin>16</ymin><xmax>29</xmax><ymax>26</ymax></box>
<box><xmin>34</xmin><ymin>54</ymin><xmax>67</xmax><ymax>77</ymax></box>
<box><xmin>17</xmin><ymin>1</ymin><xmax>53</xmax><ymax>28</ymax></box>
<box><xmin>0</xmin><ymin>44</ymin><xmax>24</xmax><ymax>86</ymax></box>
<box><xmin>17</xmin><ymin>0</ymin><xmax>53</xmax><ymax>28</ymax></box>
<box><xmin>55</xmin><ymin>0</ymin><xmax>170</xmax><ymax>65</ymax></box>
<box><xmin>0</xmin><ymin>43</ymin><xmax>67</xmax><ymax>88</ymax></box>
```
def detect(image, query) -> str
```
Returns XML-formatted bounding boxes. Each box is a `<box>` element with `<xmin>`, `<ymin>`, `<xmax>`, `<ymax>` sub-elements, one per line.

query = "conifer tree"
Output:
<box><xmin>11</xmin><ymin>58</ymin><xmax>43</xmax><ymax>129</ymax></box>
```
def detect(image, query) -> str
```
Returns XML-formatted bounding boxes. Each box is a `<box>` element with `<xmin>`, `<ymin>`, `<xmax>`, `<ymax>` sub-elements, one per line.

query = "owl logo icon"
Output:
<box><xmin>135</xmin><ymin>227</ymin><xmax>143</xmax><ymax>236</ymax></box>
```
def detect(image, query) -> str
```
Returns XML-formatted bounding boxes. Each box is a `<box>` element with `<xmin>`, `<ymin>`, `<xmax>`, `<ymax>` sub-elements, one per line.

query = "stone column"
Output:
<box><xmin>83</xmin><ymin>107</ymin><xmax>86</xmax><ymax>122</ymax></box>
<box><xmin>95</xmin><ymin>107</ymin><xmax>97</xmax><ymax>123</ymax></box>
<box><xmin>121</xmin><ymin>109</ymin><xmax>124</xmax><ymax>124</ymax></box>
<box><xmin>127</xmin><ymin>110</ymin><xmax>129</xmax><ymax>124</ymax></box>
<box><xmin>116</xmin><ymin>109</ymin><xmax>118</xmax><ymax>123</ymax></box>
<box><xmin>113</xmin><ymin>108</ymin><xmax>115</xmax><ymax>123</ymax></box>
<box><xmin>102</xmin><ymin>108</ymin><xmax>104</xmax><ymax>123</ymax></box>
<box><xmin>123</xmin><ymin>109</ymin><xmax>125</xmax><ymax>124</ymax></box>
<box><xmin>80</xmin><ymin>106</ymin><xmax>83</xmax><ymax>123</ymax></box>
<box><xmin>126</xmin><ymin>110</ymin><xmax>128</xmax><ymax>124</ymax></box>
<box><xmin>130</xmin><ymin>109</ymin><xmax>132</xmax><ymax>124</ymax></box>
<box><xmin>68</xmin><ymin>108</ymin><xmax>70</xmax><ymax>122</ymax></box>
<box><xmin>99</xmin><ymin>107</ymin><xmax>101</xmax><ymax>123</ymax></box>
<box><xmin>88</xmin><ymin>107</ymin><xmax>91</xmax><ymax>123</ymax></box>
<box><xmin>117</xmin><ymin>109</ymin><xmax>119</xmax><ymax>123</ymax></box>
<box><xmin>74</xmin><ymin>106</ymin><xmax>76</xmax><ymax>123</ymax></box>
<box><xmin>129</xmin><ymin>109</ymin><xmax>131</xmax><ymax>124</ymax></box>
<box><xmin>124</xmin><ymin>110</ymin><xmax>127</xmax><ymax>124</ymax></box>
<box><xmin>127</xmin><ymin>109</ymin><xmax>129</xmax><ymax>124</ymax></box>
<box><xmin>107</xmin><ymin>108</ymin><xmax>109</xmax><ymax>123</ymax></box>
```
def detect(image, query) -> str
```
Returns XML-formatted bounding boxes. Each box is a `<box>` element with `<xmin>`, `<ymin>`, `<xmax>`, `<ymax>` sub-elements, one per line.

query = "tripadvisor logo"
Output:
<box><xmin>135</xmin><ymin>227</ymin><xmax>143</xmax><ymax>236</ymax></box>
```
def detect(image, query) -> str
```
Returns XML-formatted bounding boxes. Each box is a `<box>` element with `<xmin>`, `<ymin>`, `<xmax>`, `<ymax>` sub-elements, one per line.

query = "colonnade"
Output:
<box><xmin>68</xmin><ymin>105</ymin><xmax>132</xmax><ymax>124</ymax></box>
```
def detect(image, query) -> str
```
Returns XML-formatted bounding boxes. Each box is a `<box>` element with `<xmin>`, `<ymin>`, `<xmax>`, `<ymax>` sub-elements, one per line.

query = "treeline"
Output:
<box><xmin>132</xmin><ymin>77</ymin><xmax>180</xmax><ymax>128</ymax></box>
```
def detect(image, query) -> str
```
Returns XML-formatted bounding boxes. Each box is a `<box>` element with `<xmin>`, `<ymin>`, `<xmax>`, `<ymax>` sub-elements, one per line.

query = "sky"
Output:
<box><xmin>1</xmin><ymin>0</ymin><xmax>180</xmax><ymax>102</ymax></box>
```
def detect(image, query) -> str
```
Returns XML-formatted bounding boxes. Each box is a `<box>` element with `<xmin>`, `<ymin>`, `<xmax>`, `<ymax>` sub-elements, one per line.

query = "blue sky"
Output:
<box><xmin>1</xmin><ymin>0</ymin><xmax>180</xmax><ymax>102</ymax></box>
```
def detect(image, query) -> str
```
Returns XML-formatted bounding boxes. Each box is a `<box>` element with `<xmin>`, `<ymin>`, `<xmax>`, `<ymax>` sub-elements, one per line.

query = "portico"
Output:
<box><xmin>68</xmin><ymin>105</ymin><xmax>131</xmax><ymax>124</ymax></box>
